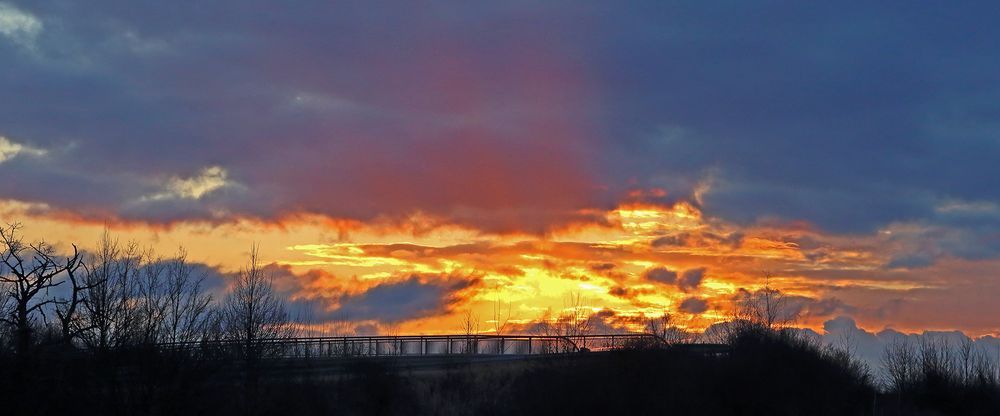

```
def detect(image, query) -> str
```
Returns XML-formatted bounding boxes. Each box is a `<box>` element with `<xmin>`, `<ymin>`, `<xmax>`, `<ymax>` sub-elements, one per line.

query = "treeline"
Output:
<box><xmin>880</xmin><ymin>336</ymin><xmax>1000</xmax><ymax>414</ymax></box>
<box><xmin>0</xmin><ymin>223</ymin><xmax>294</xmax><ymax>360</ymax></box>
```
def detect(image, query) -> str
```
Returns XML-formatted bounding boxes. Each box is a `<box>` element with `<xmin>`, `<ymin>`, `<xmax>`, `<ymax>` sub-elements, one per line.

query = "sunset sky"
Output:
<box><xmin>3</xmin><ymin>2</ymin><xmax>1000</xmax><ymax>338</ymax></box>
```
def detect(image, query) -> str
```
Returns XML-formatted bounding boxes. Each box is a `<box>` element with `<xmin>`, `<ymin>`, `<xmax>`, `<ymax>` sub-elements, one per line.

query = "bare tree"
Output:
<box><xmin>135</xmin><ymin>251</ymin><xmax>167</xmax><ymax>344</ymax></box>
<box><xmin>645</xmin><ymin>311</ymin><xmax>685</xmax><ymax>345</ymax></box>
<box><xmin>161</xmin><ymin>248</ymin><xmax>213</xmax><ymax>343</ymax></box>
<box><xmin>79</xmin><ymin>231</ymin><xmax>143</xmax><ymax>351</ymax></box>
<box><xmin>919</xmin><ymin>337</ymin><xmax>955</xmax><ymax>382</ymax></box>
<box><xmin>461</xmin><ymin>309</ymin><xmax>480</xmax><ymax>353</ymax></box>
<box><xmin>834</xmin><ymin>327</ymin><xmax>858</xmax><ymax>358</ymax></box>
<box><xmin>0</xmin><ymin>223</ymin><xmax>80</xmax><ymax>354</ymax></box>
<box><xmin>559</xmin><ymin>292</ymin><xmax>593</xmax><ymax>337</ymax></box>
<box><xmin>882</xmin><ymin>338</ymin><xmax>918</xmax><ymax>392</ymax></box>
<box><xmin>958</xmin><ymin>337</ymin><xmax>975</xmax><ymax>385</ymax></box>
<box><xmin>882</xmin><ymin>334</ymin><xmax>1000</xmax><ymax>398</ymax></box>
<box><xmin>492</xmin><ymin>290</ymin><xmax>511</xmax><ymax>336</ymax></box>
<box><xmin>53</xmin><ymin>247</ymin><xmax>90</xmax><ymax>346</ymax></box>
<box><xmin>732</xmin><ymin>271</ymin><xmax>799</xmax><ymax>333</ymax></box>
<box><xmin>528</xmin><ymin>308</ymin><xmax>559</xmax><ymax>354</ymax></box>
<box><xmin>0</xmin><ymin>280</ymin><xmax>11</xmax><ymax>349</ymax></box>
<box><xmin>490</xmin><ymin>290</ymin><xmax>514</xmax><ymax>354</ymax></box>
<box><xmin>556</xmin><ymin>292</ymin><xmax>595</xmax><ymax>351</ymax></box>
<box><xmin>461</xmin><ymin>309</ymin><xmax>480</xmax><ymax>336</ymax></box>
<box><xmin>221</xmin><ymin>245</ymin><xmax>293</xmax><ymax>363</ymax></box>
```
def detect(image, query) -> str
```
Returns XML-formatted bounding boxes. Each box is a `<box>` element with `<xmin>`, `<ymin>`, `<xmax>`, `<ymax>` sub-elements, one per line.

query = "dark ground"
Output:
<box><xmin>2</xmin><ymin>331</ymin><xmax>998</xmax><ymax>415</ymax></box>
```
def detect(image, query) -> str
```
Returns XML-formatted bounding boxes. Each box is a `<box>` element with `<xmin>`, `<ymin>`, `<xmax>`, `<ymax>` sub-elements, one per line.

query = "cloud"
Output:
<box><xmin>233</xmin><ymin>264</ymin><xmax>481</xmax><ymax>324</ymax></box>
<box><xmin>651</xmin><ymin>232</ymin><xmax>743</xmax><ymax>250</ymax></box>
<box><xmin>0</xmin><ymin>2</ymin><xmax>607</xmax><ymax>233</ymax></box>
<box><xmin>651</xmin><ymin>234</ymin><xmax>690</xmax><ymax>248</ymax></box>
<box><xmin>817</xmin><ymin>316</ymin><xmax>1000</xmax><ymax>383</ymax></box>
<box><xmin>332</xmin><ymin>274</ymin><xmax>479</xmax><ymax>323</ymax></box>
<box><xmin>678</xmin><ymin>267</ymin><xmax>706</xmax><ymax>292</ymax></box>
<box><xmin>589</xmin><ymin>262</ymin><xmax>616</xmax><ymax>272</ymax></box>
<box><xmin>586</xmin><ymin>309</ymin><xmax>641</xmax><ymax>334</ymax></box>
<box><xmin>0</xmin><ymin>2</ymin><xmax>41</xmax><ymax>50</ymax></box>
<box><xmin>4</xmin><ymin>0</ymin><xmax>1000</xmax><ymax>336</ymax></box>
<box><xmin>881</xmin><ymin>208</ymin><xmax>1000</xmax><ymax>268</ymax></box>
<box><xmin>803</xmin><ymin>297</ymin><xmax>856</xmax><ymax>318</ymax></box>
<box><xmin>643</xmin><ymin>266</ymin><xmax>677</xmax><ymax>285</ymax></box>
<box><xmin>164</xmin><ymin>166</ymin><xmax>230</xmax><ymax>199</ymax></box>
<box><xmin>0</xmin><ymin>136</ymin><xmax>46</xmax><ymax>164</ymax></box>
<box><xmin>679</xmin><ymin>297</ymin><xmax>708</xmax><ymax>314</ymax></box>
<box><xmin>643</xmin><ymin>266</ymin><xmax>705</xmax><ymax>292</ymax></box>
<box><xmin>886</xmin><ymin>254</ymin><xmax>936</xmax><ymax>270</ymax></box>
<box><xmin>608</xmin><ymin>285</ymin><xmax>655</xmax><ymax>300</ymax></box>
<box><xmin>1</xmin><ymin>1</ymin><xmax>1000</xmax><ymax>243</ymax></box>
<box><xmin>141</xmin><ymin>166</ymin><xmax>233</xmax><ymax>202</ymax></box>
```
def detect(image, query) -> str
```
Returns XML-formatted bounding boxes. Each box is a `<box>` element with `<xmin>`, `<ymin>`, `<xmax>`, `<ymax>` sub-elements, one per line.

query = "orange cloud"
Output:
<box><xmin>5</xmin><ymin>196</ymin><xmax>999</xmax><ymax>337</ymax></box>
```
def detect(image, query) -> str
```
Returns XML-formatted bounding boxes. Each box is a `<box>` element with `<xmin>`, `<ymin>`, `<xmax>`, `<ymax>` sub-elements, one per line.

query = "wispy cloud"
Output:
<box><xmin>0</xmin><ymin>2</ymin><xmax>41</xmax><ymax>50</ymax></box>
<box><xmin>143</xmin><ymin>166</ymin><xmax>233</xmax><ymax>201</ymax></box>
<box><xmin>0</xmin><ymin>136</ymin><xmax>46</xmax><ymax>164</ymax></box>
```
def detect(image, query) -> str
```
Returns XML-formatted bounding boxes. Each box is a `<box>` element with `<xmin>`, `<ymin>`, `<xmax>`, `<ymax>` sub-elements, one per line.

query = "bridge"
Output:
<box><xmin>159</xmin><ymin>333</ymin><xmax>678</xmax><ymax>360</ymax></box>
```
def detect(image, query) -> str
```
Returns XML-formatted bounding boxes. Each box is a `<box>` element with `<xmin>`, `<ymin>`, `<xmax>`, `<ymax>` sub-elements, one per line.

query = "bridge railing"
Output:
<box><xmin>157</xmin><ymin>333</ymin><xmax>666</xmax><ymax>359</ymax></box>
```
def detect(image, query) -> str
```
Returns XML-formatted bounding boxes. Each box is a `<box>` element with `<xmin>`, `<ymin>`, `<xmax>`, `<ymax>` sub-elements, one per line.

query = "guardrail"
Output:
<box><xmin>158</xmin><ymin>333</ymin><xmax>667</xmax><ymax>359</ymax></box>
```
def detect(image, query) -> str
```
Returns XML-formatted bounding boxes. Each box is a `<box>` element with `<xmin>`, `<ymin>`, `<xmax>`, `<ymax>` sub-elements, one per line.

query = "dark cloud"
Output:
<box><xmin>678</xmin><ymin>297</ymin><xmax>708</xmax><ymax>314</ymax></box>
<box><xmin>589</xmin><ymin>262</ymin><xmax>616</xmax><ymax>272</ymax></box>
<box><xmin>252</xmin><ymin>264</ymin><xmax>481</xmax><ymax>324</ymax></box>
<box><xmin>608</xmin><ymin>286</ymin><xmax>629</xmax><ymax>298</ymax></box>
<box><xmin>743</xmin><ymin>291</ymin><xmax>858</xmax><ymax>321</ymax></box>
<box><xmin>651</xmin><ymin>234</ymin><xmax>690</xmax><ymax>248</ymax></box>
<box><xmin>587</xmin><ymin>309</ymin><xmax>640</xmax><ymax>334</ymax></box>
<box><xmin>883</xmin><ymin>210</ymin><xmax>1000</xmax><ymax>268</ymax></box>
<box><xmin>0</xmin><ymin>1</ymin><xmax>999</xmax><ymax>264</ymax></box>
<box><xmin>886</xmin><ymin>254</ymin><xmax>936</xmax><ymax>270</ymax></box>
<box><xmin>652</xmin><ymin>232</ymin><xmax>743</xmax><ymax>250</ymax></box>
<box><xmin>731</xmin><ymin>288</ymin><xmax>847</xmax><ymax>324</ymax></box>
<box><xmin>333</xmin><ymin>274</ymin><xmax>478</xmax><ymax>323</ymax></box>
<box><xmin>643</xmin><ymin>267</ymin><xmax>677</xmax><ymax>285</ymax></box>
<box><xmin>803</xmin><ymin>297</ymin><xmax>857</xmax><ymax>319</ymax></box>
<box><xmin>608</xmin><ymin>285</ymin><xmax>655</xmax><ymax>301</ymax></box>
<box><xmin>0</xmin><ymin>1</ymin><xmax>610</xmax><ymax>234</ymax></box>
<box><xmin>173</xmin><ymin>261</ymin><xmax>229</xmax><ymax>295</ymax></box>
<box><xmin>514</xmin><ymin>308</ymin><xmax>639</xmax><ymax>335</ymax></box>
<box><xmin>642</xmin><ymin>266</ymin><xmax>705</xmax><ymax>292</ymax></box>
<box><xmin>678</xmin><ymin>268</ymin><xmax>706</xmax><ymax>292</ymax></box>
<box><xmin>605</xmin><ymin>3</ymin><xmax>1000</xmax><ymax>247</ymax></box>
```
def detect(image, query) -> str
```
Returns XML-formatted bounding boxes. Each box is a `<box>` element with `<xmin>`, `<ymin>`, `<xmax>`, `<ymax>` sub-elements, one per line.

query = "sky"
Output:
<box><xmin>2</xmin><ymin>1</ymin><xmax>1000</xmax><ymax>338</ymax></box>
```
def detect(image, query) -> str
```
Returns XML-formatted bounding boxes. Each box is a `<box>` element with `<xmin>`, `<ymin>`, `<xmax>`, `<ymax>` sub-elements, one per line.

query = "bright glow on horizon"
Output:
<box><xmin>3</xmin><ymin>196</ymin><xmax>994</xmax><ymax>338</ymax></box>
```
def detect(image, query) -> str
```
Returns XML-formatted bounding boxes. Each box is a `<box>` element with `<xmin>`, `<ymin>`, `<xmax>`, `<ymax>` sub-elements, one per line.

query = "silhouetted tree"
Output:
<box><xmin>728</xmin><ymin>271</ymin><xmax>799</xmax><ymax>342</ymax></box>
<box><xmin>557</xmin><ymin>292</ymin><xmax>595</xmax><ymax>351</ymax></box>
<box><xmin>492</xmin><ymin>290</ymin><xmax>511</xmax><ymax>336</ymax></box>
<box><xmin>79</xmin><ymin>231</ymin><xmax>143</xmax><ymax>351</ymax></box>
<box><xmin>161</xmin><ymin>248</ymin><xmax>213</xmax><ymax>343</ymax></box>
<box><xmin>461</xmin><ymin>309</ymin><xmax>480</xmax><ymax>353</ymax></box>
<box><xmin>135</xmin><ymin>252</ymin><xmax>167</xmax><ymax>344</ymax></box>
<box><xmin>0</xmin><ymin>279</ymin><xmax>11</xmax><ymax>351</ymax></box>
<box><xmin>645</xmin><ymin>311</ymin><xmax>686</xmax><ymax>345</ymax></box>
<box><xmin>221</xmin><ymin>244</ymin><xmax>293</xmax><ymax>363</ymax></box>
<box><xmin>0</xmin><ymin>223</ymin><xmax>80</xmax><ymax>354</ymax></box>
<box><xmin>53</xmin><ymin>247</ymin><xmax>89</xmax><ymax>346</ymax></box>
